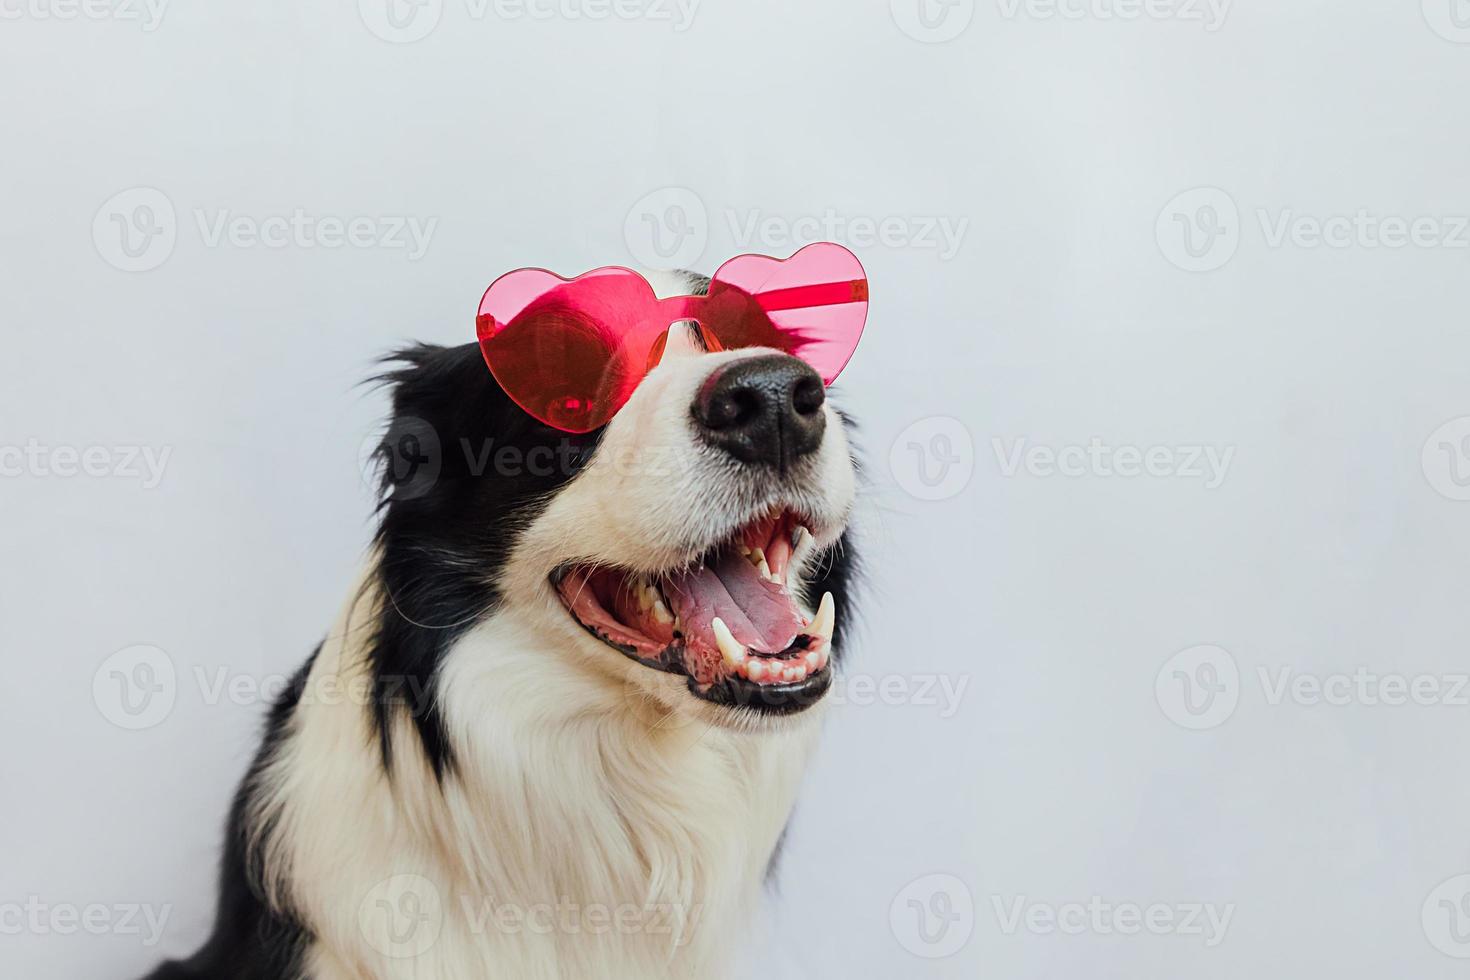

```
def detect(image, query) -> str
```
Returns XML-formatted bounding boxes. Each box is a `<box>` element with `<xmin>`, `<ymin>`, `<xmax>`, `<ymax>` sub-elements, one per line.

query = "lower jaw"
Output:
<box><xmin>687</xmin><ymin>665</ymin><xmax>834</xmax><ymax>714</ymax></box>
<box><xmin>572</xmin><ymin>622</ymin><xmax>834</xmax><ymax>716</ymax></box>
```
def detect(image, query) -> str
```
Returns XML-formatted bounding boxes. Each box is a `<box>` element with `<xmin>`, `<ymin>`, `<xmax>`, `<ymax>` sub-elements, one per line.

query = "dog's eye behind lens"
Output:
<box><xmin>489</xmin><ymin>301</ymin><xmax>622</xmax><ymax>431</ymax></box>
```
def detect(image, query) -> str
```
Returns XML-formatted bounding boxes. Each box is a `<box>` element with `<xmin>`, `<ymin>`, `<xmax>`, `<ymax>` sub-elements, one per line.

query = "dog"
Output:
<box><xmin>144</xmin><ymin>269</ymin><xmax>860</xmax><ymax>979</ymax></box>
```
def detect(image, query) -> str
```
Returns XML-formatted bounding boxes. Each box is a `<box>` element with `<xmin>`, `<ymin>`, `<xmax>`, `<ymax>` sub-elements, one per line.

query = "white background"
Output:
<box><xmin>5</xmin><ymin>1</ymin><xmax>1470</xmax><ymax>977</ymax></box>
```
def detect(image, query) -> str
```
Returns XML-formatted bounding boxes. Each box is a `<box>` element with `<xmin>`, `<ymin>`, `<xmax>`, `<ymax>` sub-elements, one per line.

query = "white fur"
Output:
<box><xmin>246</xmin><ymin>282</ymin><xmax>857</xmax><ymax>979</ymax></box>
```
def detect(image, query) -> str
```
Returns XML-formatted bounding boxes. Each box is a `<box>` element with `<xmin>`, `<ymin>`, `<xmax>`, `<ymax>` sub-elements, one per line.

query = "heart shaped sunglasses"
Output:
<box><xmin>475</xmin><ymin>242</ymin><xmax>868</xmax><ymax>433</ymax></box>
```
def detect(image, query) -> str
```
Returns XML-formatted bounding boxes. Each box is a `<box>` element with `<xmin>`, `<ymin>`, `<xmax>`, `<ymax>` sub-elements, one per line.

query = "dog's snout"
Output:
<box><xmin>692</xmin><ymin>354</ymin><xmax>826</xmax><ymax>468</ymax></box>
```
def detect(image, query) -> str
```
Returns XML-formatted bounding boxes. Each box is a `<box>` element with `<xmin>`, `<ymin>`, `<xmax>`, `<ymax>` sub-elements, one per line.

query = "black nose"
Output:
<box><xmin>692</xmin><ymin>354</ymin><xmax>826</xmax><ymax>469</ymax></box>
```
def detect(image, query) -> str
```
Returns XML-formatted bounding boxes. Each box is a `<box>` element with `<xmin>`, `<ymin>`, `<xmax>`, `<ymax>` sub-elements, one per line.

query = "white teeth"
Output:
<box><xmin>746</xmin><ymin>659</ymin><xmax>767</xmax><ymax>682</ymax></box>
<box><xmin>790</xmin><ymin>525</ymin><xmax>815</xmax><ymax>571</ymax></box>
<box><xmin>744</xmin><ymin>545</ymin><xmax>782</xmax><ymax>585</ymax></box>
<box><xmin>804</xmin><ymin>649</ymin><xmax>821</xmax><ymax>672</ymax></box>
<box><xmin>749</xmin><ymin>547</ymin><xmax>774</xmax><ymax>580</ymax></box>
<box><xmin>807</xmin><ymin>591</ymin><xmax>835</xmax><ymax>647</ymax></box>
<box><xmin>639</xmin><ymin>581</ymin><xmax>673</xmax><ymax>623</ymax></box>
<box><xmin>711</xmin><ymin>617</ymin><xmax>746</xmax><ymax>667</ymax></box>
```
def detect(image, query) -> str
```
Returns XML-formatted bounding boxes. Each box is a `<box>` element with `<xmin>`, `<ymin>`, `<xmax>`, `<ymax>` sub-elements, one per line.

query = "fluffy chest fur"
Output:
<box><xmin>249</xmin><ymin>581</ymin><xmax>822</xmax><ymax>980</ymax></box>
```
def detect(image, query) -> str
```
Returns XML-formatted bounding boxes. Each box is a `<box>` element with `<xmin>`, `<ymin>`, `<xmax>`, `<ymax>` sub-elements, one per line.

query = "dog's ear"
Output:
<box><xmin>368</xmin><ymin>343</ymin><xmax>501</xmax><ymax>504</ymax></box>
<box><xmin>368</xmin><ymin>342</ymin><xmax>606</xmax><ymax>508</ymax></box>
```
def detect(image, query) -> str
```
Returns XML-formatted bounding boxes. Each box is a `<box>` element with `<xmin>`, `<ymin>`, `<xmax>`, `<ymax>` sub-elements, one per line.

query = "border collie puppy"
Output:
<box><xmin>145</xmin><ymin>272</ymin><xmax>859</xmax><ymax>980</ymax></box>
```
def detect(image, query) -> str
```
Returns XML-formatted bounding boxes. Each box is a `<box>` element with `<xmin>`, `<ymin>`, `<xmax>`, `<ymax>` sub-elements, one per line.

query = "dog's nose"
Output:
<box><xmin>692</xmin><ymin>354</ymin><xmax>826</xmax><ymax>468</ymax></box>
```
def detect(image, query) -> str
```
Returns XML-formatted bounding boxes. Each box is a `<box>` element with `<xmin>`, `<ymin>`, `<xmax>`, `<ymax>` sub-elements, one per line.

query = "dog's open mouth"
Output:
<box><xmin>551</xmin><ymin>509</ymin><xmax>835</xmax><ymax>712</ymax></box>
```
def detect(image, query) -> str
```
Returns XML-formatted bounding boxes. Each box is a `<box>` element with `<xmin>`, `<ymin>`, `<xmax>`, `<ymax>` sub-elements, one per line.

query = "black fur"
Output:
<box><xmin>144</xmin><ymin>328</ymin><xmax>860</xmax><ymax>977</ymax></box>
<box><xmin>142</xmin><ymin>649</ymin><xmax>320</xmax><ymax>980</ymax></box>
<box><xmin>364</xmin><ymin>343</ymin><xmax>606</xmax><ymax>778</ymax></box>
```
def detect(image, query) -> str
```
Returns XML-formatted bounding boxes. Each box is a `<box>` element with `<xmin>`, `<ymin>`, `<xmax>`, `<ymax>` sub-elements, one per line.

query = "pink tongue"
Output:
<box><xmin>664</xmin><ymin>550</ymin><xmax>806</xmax><ymax>654</ymax></box>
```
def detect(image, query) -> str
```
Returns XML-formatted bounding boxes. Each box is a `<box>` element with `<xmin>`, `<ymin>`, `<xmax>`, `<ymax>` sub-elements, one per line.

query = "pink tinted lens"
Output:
<box><xmin>707</xmin><ymin>242</ymin><xmax>867</xmax><ymax>384</ymax></box>
<box><xmin>477</xmin><ymin>267</ymin><xmax>664</xmax><ymax>432</ymax></box>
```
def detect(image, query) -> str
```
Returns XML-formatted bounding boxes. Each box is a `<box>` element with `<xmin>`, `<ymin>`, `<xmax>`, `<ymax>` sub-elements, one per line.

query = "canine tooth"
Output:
<box><xmin>749</xmin><ymin>547</ymin><xmax>772</xmax><ymax>578</ymax></box>
<box><xmin>746</xmin><ymin>659</ymin><xmax>767</xmax><ymax>682</ymax></box>
<box><xmin>807</xmin><ymin>591</ymin><xmax>835</xmax><ymax>646</ymax></box>
<box><xmin>651</xmin><ymin>597</ymin><xmax>674</xmax><ymax>624</ymax></box>
<box><xmin>711</xmin><ymin>617</ymin><xmax>746</xmax><ymax>667</ymax></box>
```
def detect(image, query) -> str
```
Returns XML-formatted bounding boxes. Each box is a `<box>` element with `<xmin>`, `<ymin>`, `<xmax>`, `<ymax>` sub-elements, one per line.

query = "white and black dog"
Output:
<box><xmin>145</xmin><ymin>270</ymin><xmax>860</xmax><ymax>979</ymax></box>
